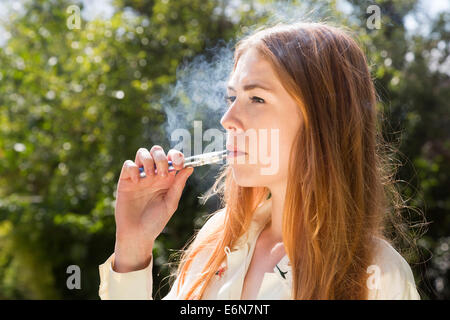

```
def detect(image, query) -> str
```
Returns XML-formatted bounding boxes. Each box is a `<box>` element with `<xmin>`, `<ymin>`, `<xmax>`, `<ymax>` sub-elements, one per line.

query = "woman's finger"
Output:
<box><xmin>165</xmin><ymin>167</ymin><xmax>194</xmax><ymax>213</ymax></box>
<box><xmin>119</xmin><ymin>160</ymin><xmax>140</xmax><ymax>184</ymax></box>
<box><xmin>167</xmin><ymin>149</ymin><xmax>184</xmax><ymax>171</ymax></box>
<box><xmin>150</xmin><ymin>145</ymin><xmax>168</xmax><ymax>177</ymax></box>
<box><xmin>135</xmin><ymin>147</ymin><xmax>155</xmax><ymax>177</ymax></box>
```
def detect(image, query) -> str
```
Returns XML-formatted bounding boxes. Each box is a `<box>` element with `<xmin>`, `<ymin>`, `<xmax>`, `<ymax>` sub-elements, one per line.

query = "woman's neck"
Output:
<box><xmin>266</xmin><ymin>182</ymin><xmax>287</xmax><ymax>243</ymax></box>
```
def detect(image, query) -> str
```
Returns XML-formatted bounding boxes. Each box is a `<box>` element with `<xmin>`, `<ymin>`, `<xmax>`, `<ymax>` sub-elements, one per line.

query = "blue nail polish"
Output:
<box><xmin>139</xmin><ymin>161</ymin><xmax>175</xmax><ymax>177</ymax></box>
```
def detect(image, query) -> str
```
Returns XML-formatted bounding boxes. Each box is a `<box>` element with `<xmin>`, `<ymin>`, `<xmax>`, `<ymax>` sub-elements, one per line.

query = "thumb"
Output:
<box><xmin>165</xmin><ymin>167</ymin><xmax>194</xmax><ymax>209</ymax></box>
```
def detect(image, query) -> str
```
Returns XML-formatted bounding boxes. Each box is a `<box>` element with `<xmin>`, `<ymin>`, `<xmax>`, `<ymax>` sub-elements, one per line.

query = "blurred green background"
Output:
<box><xmin>0</xmin><ymin>0</ymin><xmax>448</xmax><ymax>299</ymax></box>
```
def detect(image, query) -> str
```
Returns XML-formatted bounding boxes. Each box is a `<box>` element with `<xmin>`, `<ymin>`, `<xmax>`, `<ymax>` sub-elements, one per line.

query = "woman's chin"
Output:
<box><xmin>230</xmin><ymin>163</ymin><xmax>286</xmax><ymax>188</ymax></box>
<box><xmin>230</xmin><ymin>166</ymin><xmax>263</xmax><ymax>187</ymax></box>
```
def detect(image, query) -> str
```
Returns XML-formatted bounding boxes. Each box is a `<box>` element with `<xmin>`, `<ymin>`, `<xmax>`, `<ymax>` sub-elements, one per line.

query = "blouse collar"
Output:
<box><xmin>221</xmin><ymin>197</ymin><xmax>293</xmax><ymax>298</ymax></box>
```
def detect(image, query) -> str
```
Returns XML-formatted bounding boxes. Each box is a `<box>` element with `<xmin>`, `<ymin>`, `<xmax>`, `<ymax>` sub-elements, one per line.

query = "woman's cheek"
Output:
<box><xmin>263</xmin><ymin>126</ymin><xmax>295</xmax><ymax>177</ymax></box>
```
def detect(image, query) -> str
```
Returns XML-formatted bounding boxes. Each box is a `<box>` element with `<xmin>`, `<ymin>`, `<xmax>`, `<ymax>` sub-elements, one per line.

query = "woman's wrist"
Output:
<box><xmin>113</xmin><ymin>239</ymin><xmax>154</xmax><ymax>272</ymax></box>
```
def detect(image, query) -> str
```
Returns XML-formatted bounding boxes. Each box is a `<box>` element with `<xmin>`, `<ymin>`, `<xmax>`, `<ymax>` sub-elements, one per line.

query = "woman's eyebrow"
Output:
<box><xmin>227</xmin><ymin>82</ymin><xmax>273</xmax><ymax>92</ymax></box>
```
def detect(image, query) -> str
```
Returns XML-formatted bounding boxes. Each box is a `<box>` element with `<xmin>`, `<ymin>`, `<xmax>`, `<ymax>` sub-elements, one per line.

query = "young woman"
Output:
<box><xmin>99</xmin><ymin>22</ymin><xmax>421</xmax><ymax>300</ymax></box>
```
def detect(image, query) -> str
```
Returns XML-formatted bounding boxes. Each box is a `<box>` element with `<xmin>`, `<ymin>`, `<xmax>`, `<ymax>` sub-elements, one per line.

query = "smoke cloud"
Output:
<box><xmin>151</xmin><ymin>0</ymin><xmax>336</xmax><ymax>193</ymax></box>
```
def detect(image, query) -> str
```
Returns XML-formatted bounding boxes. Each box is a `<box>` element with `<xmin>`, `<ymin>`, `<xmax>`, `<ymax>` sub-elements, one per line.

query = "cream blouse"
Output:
<box><xmin>98</xmin><ymin>198</ymin><xmax>421</xmax><ymax>300</ymax></box>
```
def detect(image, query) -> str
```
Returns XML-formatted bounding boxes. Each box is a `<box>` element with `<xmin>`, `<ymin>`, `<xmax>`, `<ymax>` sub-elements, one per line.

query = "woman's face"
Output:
<box><xmin>221</xmin><ymin>47</ymin><xmax>302</xmax><ymax>188</ymax></box>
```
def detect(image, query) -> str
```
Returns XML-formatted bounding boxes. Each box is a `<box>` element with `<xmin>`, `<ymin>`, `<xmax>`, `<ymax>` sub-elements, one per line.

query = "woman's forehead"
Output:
<box><xmin>228</xmin><ymin>48</ymin><xmax>277</xmax><ymax>88</ymax></box>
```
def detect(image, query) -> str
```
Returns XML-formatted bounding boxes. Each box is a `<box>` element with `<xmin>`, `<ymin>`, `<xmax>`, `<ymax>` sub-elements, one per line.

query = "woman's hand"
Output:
<box><xmin>113</xmin><ymin>146</ymin><xmax>193</xmax><ymax>272</ymax></box>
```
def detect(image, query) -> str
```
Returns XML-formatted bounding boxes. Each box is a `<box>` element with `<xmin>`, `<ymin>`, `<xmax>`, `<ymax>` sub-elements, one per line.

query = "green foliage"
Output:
<box><xmin>0</xmin><ymin>0</ymin><xmax>448</xmax><ymax>299</ymax></box>
<box><xmin>0</xmin><ymin>0</ymin><xmax>245</xmax><ymax>299</ymax></box>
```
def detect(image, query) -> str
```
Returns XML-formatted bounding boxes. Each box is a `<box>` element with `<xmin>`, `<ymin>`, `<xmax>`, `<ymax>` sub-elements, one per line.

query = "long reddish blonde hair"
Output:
<box><xmin>170</xmin><ymin>22</ymin><xmax>420</xmax><ymax>300</ymax></box>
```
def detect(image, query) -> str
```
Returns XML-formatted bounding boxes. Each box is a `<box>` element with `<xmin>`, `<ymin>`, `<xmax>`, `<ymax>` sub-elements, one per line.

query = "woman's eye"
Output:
<box><xmin>224</xmin><ymin>95</ymin><xmax>236</xmax><ymax>104</ymax></box>
<box><xmin>250</xmin><ymin>96</ymin><xmax>265</xmax><ymax>103</ymax></box>
<box><xmin>224</xmin><ymin>95</ymin><xmax>265</xmax><ymax>105</ymax></box>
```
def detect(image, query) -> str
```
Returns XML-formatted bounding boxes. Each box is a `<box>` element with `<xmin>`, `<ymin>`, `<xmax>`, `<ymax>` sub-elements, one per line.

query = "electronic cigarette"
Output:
<box><xmin>139</xmin><ymin>150</ymin><xmax>228</xmax><ymax>178</ymax></box>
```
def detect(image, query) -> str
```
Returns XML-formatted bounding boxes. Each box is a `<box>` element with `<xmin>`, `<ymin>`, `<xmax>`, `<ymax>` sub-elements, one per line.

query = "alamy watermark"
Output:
<box><xmin>366</xmin><ymin>5</ymin><xmax>381</xmax><ymax>30</ymax></box>
<box><xmin>366</xmin><ymin>264</ymin><xmax>381</xmax><ymax>290</ymax></box>
<box><xmin>66</xmin><ymin>5</ymin><xmax>81</xmax><ymax>30</ymax></box>
<box><xmin>170</xmin><ymin>121</ymin><xmax>280</xmax><ymax>175</ymax></box>
<box><xmin>66</xmin><ymin>265</ymin><xmax>81</xmax><ymax>290</ymax></box>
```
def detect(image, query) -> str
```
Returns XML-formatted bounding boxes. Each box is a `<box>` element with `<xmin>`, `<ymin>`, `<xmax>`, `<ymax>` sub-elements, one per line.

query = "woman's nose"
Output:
<box><xmin>220</xmin><ymin>103</ymin><xmax>244</xmax><ymax>132</ymax></box>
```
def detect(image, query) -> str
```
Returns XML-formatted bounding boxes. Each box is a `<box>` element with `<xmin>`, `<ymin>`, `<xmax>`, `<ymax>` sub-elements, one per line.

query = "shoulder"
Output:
<box><xmin>190</xmin><ymin>207</ymin><xmax>226</xmax><ymax>248</ymax></box>
<box><xmin>367</xmin><ymin>237</ymin><xmax>421</xmax><ymax>300</ymax></box>
<box><xmin>164</xmin><ymin>208</ymin><xmax>226</xmax><ymax>299</ymax></box>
